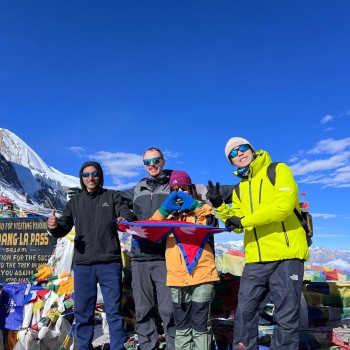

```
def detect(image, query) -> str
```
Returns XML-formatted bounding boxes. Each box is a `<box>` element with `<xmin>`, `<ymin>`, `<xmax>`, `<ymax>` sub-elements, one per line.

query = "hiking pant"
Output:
<box><xmin>73</xmin><ymin>262</ymin><xmax>126</xmax><ymax>350</ymax></box>
<box><xmin>233</xmin><ymin>259</ymin><xmax>304</xmax><ymax>350</ymax></box>
<box><xmin>171</xmin><ymin>283</ymin><xmax>214</xmax><ymax>350</ymax></box>
<box><xmin>132</xmin><ymin>260</ymin><xmax>176</xmax><ymax>350</ymax></box>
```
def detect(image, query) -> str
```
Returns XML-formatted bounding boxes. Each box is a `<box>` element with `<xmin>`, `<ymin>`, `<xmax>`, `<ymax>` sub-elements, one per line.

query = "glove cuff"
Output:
<box><xmin>159</xmin><ymin>206</ymin><xmax>171</xmax><ymax>217</ymax></box>
<box><xmin>211</xmin><ymin>198</ymin><xmax>223</xmax><ymax>208</ymax></box>
<box><xmin>189</xmin><ymin>201</ymin><xmax>203</xmax><ymax>211</ymax></box>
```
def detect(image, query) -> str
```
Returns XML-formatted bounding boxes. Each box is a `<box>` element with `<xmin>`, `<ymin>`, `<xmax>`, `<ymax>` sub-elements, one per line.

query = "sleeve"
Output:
<box><xmin>215</xmin><ymin>189</ymin><xmax>245</xmax><ymax>234</ymax></box>
<box><xmin>120</xmin><ymin>188</ymin><xmax>134</xmax><ymax>209</ymax></box>
<box><xmin>49</xmin><ymin>200</ymin><xmax>74</xmax><ymax>238</ymax></box>
<box><xmin>219</xmin><ymin>184</ymin><xmax>237</xmax><ymax>204</ymax></box>
<box><xmin>193</xmin><ymin>204</ymin><xmax>216</xmax><ymax>225</ymax></box>
<box><xmin>149</xmin><ymin>210</ymin><xmax>165</xmax><ymax>221</ymax></box>
<box><xmin>114</xmin><ymin>191</ymin><xmax>136</xmax><ymax>222</ymax></box>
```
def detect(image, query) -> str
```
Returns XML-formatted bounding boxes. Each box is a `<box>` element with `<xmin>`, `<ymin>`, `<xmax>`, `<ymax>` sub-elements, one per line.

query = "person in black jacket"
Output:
<box><xmin>47</xmin><ymin>161</ymin><xmax>135</xmax><ymax>350</ymax></box>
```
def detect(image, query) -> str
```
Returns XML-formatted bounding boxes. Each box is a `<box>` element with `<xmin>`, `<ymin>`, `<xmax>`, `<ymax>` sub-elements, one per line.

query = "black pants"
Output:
<box><xmin>233</xmin><ymin>259</ymin><xmax>304</xmax><ymax>350</ymax></box>
<box><xmin>131</xmin><ymin>260</ymin><xmax>176</xmax><ymax>350</ymax></box>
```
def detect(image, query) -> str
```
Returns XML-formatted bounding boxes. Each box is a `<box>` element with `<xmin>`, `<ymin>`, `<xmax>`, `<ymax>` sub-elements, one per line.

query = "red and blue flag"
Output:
<box><xmin>118</xmin><ymin>220</ymin><xmax>226</xmax><ymax>274</ymax></box>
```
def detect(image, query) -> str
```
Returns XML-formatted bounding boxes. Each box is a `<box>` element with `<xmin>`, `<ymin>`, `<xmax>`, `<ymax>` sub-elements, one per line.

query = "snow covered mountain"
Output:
<box><xmin>0</xmin><ymin>128</ymin><xmax>79</xmax><ymax>211</ymax></box>
<box><xmin>215</xmin><ymin>240</ymin><xmax>350</xmax><ymax>271</ymax></box>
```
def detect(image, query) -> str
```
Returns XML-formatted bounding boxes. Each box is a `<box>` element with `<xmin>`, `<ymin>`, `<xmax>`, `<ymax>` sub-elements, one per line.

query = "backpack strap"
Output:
<box><xmin>293</xmin><ymin>208</ymin><xmax>303</xmax><ymax>222</ymax></box>
<box><xmin>266</xmin><ymin>162</ymin><xmax>280</xmax><ymax>185</ymax></box>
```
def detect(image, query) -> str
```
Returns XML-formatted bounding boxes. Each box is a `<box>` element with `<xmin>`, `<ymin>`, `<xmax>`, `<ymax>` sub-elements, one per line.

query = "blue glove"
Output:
<box><xmin>176</xmin><ymin>191</ymin><xmax>203</xmax><ymax>212</ymax></box>
<box><xmin>159</xmin><ymin>191</ymin><xmax>182</xmax><ymax>216</ymax></box>
<box><xmin>225</xmin><ymin>216</ymin><xmax>244</xmax><ymax>231</ymax></box>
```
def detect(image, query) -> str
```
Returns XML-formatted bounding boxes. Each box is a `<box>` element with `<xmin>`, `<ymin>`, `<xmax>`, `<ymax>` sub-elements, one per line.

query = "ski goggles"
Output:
<box><xmin>143</xmin><ymin>157</ymin><xmax>163</xmax><ymax>166</ymax></box>
<box><xmin>229</xmin><ymin>144</ymin><xmax>250</xmax><ymax>159</ymax></box>
<box><xmin>81</xmin><ymin>171</ymin><xmax>100</xmax><ymax>178</ymax></box>
<box><xmin>170</xmin><ymin>185</ymin><xmax>191</xmax><ymax>192</ymax></box>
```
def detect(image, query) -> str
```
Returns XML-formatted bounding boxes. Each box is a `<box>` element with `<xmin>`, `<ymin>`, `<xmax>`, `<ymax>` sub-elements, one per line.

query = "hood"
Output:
<box><xmin>79</xmin><ymin>161</ymin><xmax>104</xmax><ymax>191</ymax></box>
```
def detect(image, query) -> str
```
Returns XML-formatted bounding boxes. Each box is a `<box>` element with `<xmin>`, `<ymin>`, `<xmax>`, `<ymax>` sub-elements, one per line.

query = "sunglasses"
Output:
<box><xmin>171</xmin><ymin>185</ymin><xmax>191</xmax><ymax>192</ymax></box>
<box><xmin>81</xmin><ymin>171</ymin><xmax>99</xmax><ymax>178</ymax></box>
<box><xmin>143</xmin><ymin>157</ymin><xmax>163</xmax><ymax>166</ymax></box>
<box><xmin>229</xmin><ymin>144</ymin><xmax>250</xmax><ymax>159</ymax></box>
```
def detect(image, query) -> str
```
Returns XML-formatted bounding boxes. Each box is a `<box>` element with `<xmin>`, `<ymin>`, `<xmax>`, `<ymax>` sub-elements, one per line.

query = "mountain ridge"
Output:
<box><xmin>0</xmin><ymin>128</ymin><xmax>79</xmax><ymax>210</ymax></box>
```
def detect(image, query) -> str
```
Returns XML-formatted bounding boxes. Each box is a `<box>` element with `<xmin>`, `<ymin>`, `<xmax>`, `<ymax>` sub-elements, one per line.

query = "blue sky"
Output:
<box><xmin>1</xmin><ymin>1</ymin><xmax>349</xmax><ymax>249</ymax></box>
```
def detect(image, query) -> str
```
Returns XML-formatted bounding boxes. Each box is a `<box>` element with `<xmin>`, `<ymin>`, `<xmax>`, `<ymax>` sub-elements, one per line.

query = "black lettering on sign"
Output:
<box><xmin>0</xmin><ymin>217</ymin><xmax>57</xmax><ymax>283</ymax></box>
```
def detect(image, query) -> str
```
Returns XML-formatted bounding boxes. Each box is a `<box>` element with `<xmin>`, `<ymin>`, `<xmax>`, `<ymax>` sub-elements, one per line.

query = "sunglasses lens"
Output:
<box><xmin>229</xmin><ymin>144</ymin><xmax>250</xmax><ymax>159</ymax></box>
<box><xmin>229</xmin><ymin>149</ymin><xmax>238</xmax><ymax>159</ymax></box>
<box><xmin>82</xmin><ymin>171</ymin><xmax>99</xmax><ymax>178</ymax></box>
<box><xmin>143</xmin><ymin>157</ymin><xmax>162</xmax><ymax>166</ymax></box>
<box><xmin>171</xmin><ymin>185</ymin><xmax>190</xmax><ymax>192</ymax></box>
<box><xmin>239</xmin><ymin>144</ymin><xmax>250</xmax><ymax>152</ymax></box>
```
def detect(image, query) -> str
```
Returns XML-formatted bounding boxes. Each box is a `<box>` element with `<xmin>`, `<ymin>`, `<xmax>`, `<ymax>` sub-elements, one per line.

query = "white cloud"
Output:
<box><xmin>290</xmin><ymin>137</ymin><xmax>350</xmax><ymax>188</ymax></box>
<box><xmin>320</xmin><ymin>114</ymin><xmax>333</xmax><ymax>124</ymax></box>
<box><xmin>67</xmin><ymin>146</ymin><xmax>86</xmax><ymax>157</ymax></box>
<box><xmin>291</xmin><ymin>152</ymin><xmax>350</xmax><ymax>175</ymax></box>
<box><xmin>163</xmin><ymin>150</ymin><xmax>181</xmax><ymax>159</ymax></box>
<box><xmin>307</xmin><ymin>137</ymin><xmax>350</xmax><ymax>154</ymax></box>
<box><xmin>312</xmin><ymin>213</ymin><xmax>337</xmax><ymax>219</ymax></box>
<box><xmin>91</xmin><ymin>151</ymin><xmax>144</xmax><ymax>180</ymax></box>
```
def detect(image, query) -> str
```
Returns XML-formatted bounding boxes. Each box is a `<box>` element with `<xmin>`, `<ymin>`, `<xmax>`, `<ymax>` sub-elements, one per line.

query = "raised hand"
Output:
<box><xmin>159</xmin><ymin>192</ymin><xmax>183</xmax><ymax>216</ymax></box>
<box><xmin>176</xmin><ymin>191</ymin><xmax>202</xmax><ymax>212</ymax></box>
<box><xmin>47</xmin><ymin>209</ymin><xmax>58</xmax><ymax>230</ymax></box>
<box><xmin>207</xmin><ymin>180</ymin><xmax>224</xmax><ymax>208</ymax></box>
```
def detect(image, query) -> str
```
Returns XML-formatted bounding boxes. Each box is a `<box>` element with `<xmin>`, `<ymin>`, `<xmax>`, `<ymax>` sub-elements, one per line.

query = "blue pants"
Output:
<box><xmin>73</xmin><ymin>261</ymin><xmax>126</xmax><ymax>350</ymax></box>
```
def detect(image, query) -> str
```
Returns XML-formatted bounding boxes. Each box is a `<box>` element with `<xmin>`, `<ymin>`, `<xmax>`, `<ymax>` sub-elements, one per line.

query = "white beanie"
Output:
<box><xmin>225</xmin><ymin>137</ymin><xmax>255</xmax><ymax>165</ymax></box>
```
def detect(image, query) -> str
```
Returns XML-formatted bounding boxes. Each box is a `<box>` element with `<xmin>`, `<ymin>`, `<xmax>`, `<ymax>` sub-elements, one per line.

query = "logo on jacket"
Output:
<box><xmin>290</xmin><ymin>274</ymin><xmax>299</xmax><ymax>281</ymax></box>
<box><xmin>102</xmin><ymin>202</ymin><xmax>109</xmax><ymax>207</ymax></box>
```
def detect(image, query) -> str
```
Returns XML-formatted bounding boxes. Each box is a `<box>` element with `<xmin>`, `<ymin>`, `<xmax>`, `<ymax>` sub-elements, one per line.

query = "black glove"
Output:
<box><xmin>225</xmin><ymin>216</ymin><xmax>244</xmax><ymax>231</ymax></box>
<box><xmin>67</xmin><ymin>187</ymin><xmax>82</xmax><ymax>199</ymax></box>
<box><xmin>207</xmin><ymin>180</ymin><xmax>224</xmax><ymax>208</ymax></box>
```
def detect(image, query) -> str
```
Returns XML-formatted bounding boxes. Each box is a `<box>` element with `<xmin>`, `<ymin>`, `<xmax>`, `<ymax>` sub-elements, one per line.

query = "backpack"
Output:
<box><xmin>234</xmin><ymin>162</ymin><xmax>313</xmax><ymax>246</ymax></box>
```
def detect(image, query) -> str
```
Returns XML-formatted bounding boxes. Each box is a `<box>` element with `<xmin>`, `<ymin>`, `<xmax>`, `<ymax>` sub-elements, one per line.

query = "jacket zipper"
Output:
<box><xmin>249</xmin><ymin>178</ymin><xmax>262</xmax><ymax>262</ymax></box>
<box><xmin>282</xmin><ymin>222</ymin><xmax>289</xmax><ymax>247</ymax></box>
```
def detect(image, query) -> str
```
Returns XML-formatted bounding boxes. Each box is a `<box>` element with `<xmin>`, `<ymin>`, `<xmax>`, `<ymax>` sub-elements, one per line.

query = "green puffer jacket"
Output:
<box><xmin>216</xmin><ymin>150</ymin><xmax>309</xmax><ymax>263</ymax></box>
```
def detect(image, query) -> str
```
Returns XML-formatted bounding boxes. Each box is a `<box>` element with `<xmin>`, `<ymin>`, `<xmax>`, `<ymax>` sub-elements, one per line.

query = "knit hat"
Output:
<box><xmin>169</xmin><ymin>170</ymin><xmax>192</xmax><ymax>188</ymax></box>
<box><xmin>225</xmin><ymin>137</ymin><xmax>255</xmax><ymax>165</ymax></box>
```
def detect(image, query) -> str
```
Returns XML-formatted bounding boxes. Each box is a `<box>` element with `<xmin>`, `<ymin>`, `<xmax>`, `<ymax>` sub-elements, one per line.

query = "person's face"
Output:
<box><xmin>143</xmin><ymin>149</ymin><xmax>165</xmax><ymax>178</ymax></box>
<box><xmin>81</xmin><ymin>166</ymin><xmax>100</xmax><ymax>192</ymax></box>
<box><xmin>230</xmin><ymin>144</ymin><xmax>254</xmax><ymax>168</ymax></box>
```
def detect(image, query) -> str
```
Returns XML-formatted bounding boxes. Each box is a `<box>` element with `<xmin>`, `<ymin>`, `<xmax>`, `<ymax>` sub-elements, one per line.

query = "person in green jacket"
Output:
<box><xmin>207</xmin><ymin>137</ymin><xmax>309</xmax><ymax>350</ymax></box>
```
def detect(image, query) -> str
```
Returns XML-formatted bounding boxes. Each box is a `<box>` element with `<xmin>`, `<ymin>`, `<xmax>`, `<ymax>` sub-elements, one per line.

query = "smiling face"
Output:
<box><xmin>81</xmin><ymin>165</ymin><xmax>101</xmax><ymax>192</ymax></box>
<box><xmin>143</xmin><ymin>149</ymin><xmax>165</xmax><ymax>178</ymax></box>
<box><xmin>230</xmin><ymin>145</ymin><xmax>254</xmax><ymax>168</ymax></box>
